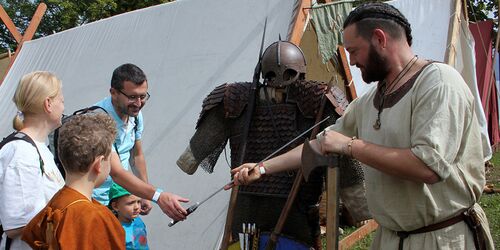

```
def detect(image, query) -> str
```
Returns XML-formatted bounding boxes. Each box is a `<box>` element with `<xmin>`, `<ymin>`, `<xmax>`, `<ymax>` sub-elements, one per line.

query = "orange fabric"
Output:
<box><xmin>22</xmin><ymin>186</ymin><xmax>125</xmax><ymax>250</ymax></box>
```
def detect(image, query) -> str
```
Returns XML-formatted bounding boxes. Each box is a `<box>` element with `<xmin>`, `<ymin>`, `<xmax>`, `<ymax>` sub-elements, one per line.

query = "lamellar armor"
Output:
<box><xmin>176</xmin><ymin>79</ymin><xmax>369</xmax><ymax>245</ymax></box>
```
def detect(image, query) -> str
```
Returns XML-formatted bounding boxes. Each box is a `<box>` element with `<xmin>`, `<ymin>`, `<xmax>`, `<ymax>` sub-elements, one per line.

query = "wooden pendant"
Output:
<box><xmin>373</xmin><ymin>119</ymin><xmax>381</xmax><ymax>130</ymax></box>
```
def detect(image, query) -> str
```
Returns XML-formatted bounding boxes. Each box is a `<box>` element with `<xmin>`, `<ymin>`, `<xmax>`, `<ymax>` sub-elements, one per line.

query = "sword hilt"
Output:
<box><xmin>168</xmin><ymin>202</ymin><xmax>199</xmax><ymax>227</ymax></box>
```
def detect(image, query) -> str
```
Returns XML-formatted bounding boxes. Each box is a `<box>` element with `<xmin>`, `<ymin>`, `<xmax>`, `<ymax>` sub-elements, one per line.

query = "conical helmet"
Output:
<box><xmin>261</xmin><ymin>41</ymin><xmax>307</xmax><ymax>87</ymax></box>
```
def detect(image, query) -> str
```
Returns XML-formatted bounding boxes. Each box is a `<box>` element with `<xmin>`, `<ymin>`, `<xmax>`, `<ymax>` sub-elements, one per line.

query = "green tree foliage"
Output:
<box><xmin>467</xmin><ymin>0</ymin><xmax>498</xmax><ymax>22</ymax></box>
<box><xmin>467</xmin><ymin>0</ymin><xmax>498</xmax><ymax>46</ymax></box>
<box><xmin>0</xmin><ymin>0</ymin><xmax>172</xmax><ymax>54</ymax></box>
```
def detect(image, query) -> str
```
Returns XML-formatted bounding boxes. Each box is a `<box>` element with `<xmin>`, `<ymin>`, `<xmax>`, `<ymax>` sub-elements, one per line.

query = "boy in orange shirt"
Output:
<box><xmin>22</xmin><ymin>113</ymin><xmax>125</xmax><ymax>249</ymax></box>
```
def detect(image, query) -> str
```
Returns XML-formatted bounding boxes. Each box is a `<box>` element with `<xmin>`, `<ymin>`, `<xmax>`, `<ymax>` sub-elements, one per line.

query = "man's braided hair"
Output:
<box><xmin>343</xmin><ymin>2</ymin><xmax>413</xmax><ymax>46</ymax></box>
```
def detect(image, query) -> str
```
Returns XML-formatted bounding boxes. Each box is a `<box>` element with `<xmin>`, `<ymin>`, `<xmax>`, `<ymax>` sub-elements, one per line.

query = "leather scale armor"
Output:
<box><xmin>192</xmin><ymin>80</ymin><xmax>364</xmax><ymax>201</ymax></box>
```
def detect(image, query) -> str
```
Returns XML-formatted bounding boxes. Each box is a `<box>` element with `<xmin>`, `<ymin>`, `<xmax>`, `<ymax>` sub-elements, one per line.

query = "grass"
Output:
<box><xmin>339</xmin><ymin>226</ymin><xmax>373</xmax><ymax>250</ymax></box>
<box><xmin>480</xmin><ymin>151</ymin><xmax>500</xmax><ymax>247</ymax></box>
<box><xmin>329</xmin><ymin>151</ymin><xmax>500</xmax><ymax>250</ymax></box>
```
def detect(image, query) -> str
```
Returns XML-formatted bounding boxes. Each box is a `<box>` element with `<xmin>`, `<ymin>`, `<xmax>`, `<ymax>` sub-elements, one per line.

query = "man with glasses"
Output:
<box><xmin>93</xmin><ymin>63</ymin><xmax>189</xmax><ymax>222</ymax></box>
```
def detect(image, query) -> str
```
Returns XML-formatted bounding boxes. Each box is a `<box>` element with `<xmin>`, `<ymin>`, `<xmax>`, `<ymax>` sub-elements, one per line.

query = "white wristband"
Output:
<box><xmin>258</xmin><ymin>162</ymin><xmax>266</xmax><ymax>175</ymax></box>
<box><xmin>152</xmin><ymin>188</ymin><xmax>163</xmax><ymax>203</ymax></box>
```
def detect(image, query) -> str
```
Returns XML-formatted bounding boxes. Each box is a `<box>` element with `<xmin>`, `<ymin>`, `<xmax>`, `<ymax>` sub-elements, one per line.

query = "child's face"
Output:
<box><xmin>113</xmin><ymin>194</ymin><xmax>141</xmax><ymax>223</ymax></box>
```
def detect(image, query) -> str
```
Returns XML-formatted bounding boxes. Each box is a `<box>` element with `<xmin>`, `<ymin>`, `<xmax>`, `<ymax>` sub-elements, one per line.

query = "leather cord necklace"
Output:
<box><xmin>373</xmin><ymin>55</ymin><xmax>418</xmax><ymax>130</ymax></box>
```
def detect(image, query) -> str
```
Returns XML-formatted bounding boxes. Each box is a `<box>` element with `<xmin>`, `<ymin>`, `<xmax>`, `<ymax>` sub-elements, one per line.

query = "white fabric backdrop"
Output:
<box><xmin>0</xmin><ymin>0</ymin><xmax>296</xmax><ymax>249</ymax></box>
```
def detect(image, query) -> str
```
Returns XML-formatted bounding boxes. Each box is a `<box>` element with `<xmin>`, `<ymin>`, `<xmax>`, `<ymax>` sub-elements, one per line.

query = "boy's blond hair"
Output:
<box><xmin>57</xmin><ymin>113</ymin><xmax>116</xmax><ymax>173</ymax></box>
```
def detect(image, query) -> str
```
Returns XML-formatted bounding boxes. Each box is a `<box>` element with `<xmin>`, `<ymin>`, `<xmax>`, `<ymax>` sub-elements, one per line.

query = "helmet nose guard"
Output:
<box><xmin>261</xmin><ymin>41</ymin><xmax>307</xmax><ymax>87</ymax></box>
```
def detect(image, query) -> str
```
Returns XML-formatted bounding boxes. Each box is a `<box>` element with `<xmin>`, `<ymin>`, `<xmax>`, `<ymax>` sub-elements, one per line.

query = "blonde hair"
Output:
<box><xmin>12</xmin><ymin>71</ymin><xmax>62</xmax><ymax>130</ymax></box>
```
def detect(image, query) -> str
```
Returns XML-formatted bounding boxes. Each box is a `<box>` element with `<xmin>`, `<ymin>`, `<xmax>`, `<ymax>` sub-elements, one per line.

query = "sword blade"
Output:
<box><xmin>169</xmin><ymin>115</ymin><xmax>331</xmax><ymax>227</ymax></box>
<box><xmin>254</xmin><ymin>115</ymin><xmax>330</xmax><ymax>167</ymax></box>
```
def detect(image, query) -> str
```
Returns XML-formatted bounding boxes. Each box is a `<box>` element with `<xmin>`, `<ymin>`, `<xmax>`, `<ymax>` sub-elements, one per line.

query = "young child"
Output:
<box><xmin>109</xmin><ymin>183</ymin><xmax>149</xmax><ymax>250</ymax></box>
<box><xmin>22</xmin><ymin>113</ymin><xmax>125</xmax><ymax>249</ymax></box>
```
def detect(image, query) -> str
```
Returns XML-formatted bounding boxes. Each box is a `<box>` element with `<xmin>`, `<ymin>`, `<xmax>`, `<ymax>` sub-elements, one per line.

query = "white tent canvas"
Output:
<box><xmin>0</xmin><ymin>0</ymin><xmax>298</xmax><ymax>249</ymax></box>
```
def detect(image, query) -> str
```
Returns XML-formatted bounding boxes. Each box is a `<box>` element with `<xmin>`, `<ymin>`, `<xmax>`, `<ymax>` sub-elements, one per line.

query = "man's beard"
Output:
<box><xmin>121</xmin><ymin>103</ymin><xmax>142</xmax><ymax>117</ymax></box>
<box><xmin>361</xmin><ymin>44</ymin><xmax>389</xmax><ymax>83</ymax></box>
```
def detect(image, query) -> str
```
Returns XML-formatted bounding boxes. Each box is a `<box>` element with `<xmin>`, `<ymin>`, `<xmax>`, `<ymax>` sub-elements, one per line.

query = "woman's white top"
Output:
<box><xmin>0</xmin><ymin>139</ymin><xmax>64</xmax><ymax>250</ymax></box>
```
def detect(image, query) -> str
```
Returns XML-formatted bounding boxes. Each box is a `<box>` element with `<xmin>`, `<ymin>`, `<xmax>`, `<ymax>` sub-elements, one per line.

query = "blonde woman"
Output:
<box><xmin>0</xmin><ymin>71</ymin><xmax>65</xmax><ymax>250</ymax></box>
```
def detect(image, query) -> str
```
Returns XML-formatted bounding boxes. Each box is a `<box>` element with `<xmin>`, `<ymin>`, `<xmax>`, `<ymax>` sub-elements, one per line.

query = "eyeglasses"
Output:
<box><xmin>116</xmin><ymin>88</ymin><xmax>151</xmax><ymax>103</ymax></box>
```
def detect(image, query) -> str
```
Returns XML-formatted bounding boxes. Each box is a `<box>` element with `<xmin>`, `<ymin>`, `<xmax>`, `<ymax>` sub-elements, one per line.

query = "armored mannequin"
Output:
<box><xmin>177</xmin><ymin>41</ymin><xmax>369</xmax><ymax>248</ymax></box>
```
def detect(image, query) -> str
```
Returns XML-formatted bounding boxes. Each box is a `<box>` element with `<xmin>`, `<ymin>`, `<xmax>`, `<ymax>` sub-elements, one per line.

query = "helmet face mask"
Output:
<box><xmin>261</xmin><ymin>41</ymin><xmax>306</xmax><ymax>87</ymax></box>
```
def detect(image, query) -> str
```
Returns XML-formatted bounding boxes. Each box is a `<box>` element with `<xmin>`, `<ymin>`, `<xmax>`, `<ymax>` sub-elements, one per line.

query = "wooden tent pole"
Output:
<box><xmin>22</xmin><ymin>3</ymin><xmax>47</xmax><ymax>45</ymax></box>
<box><xmin>461</xmin><ymin>0</ymin><xmax>468</xmax><ymax>22</ymax></box>
<box><xmin>337</xmin><ymin>45</ymin><xmax>357</xmax><ymax>101</ymax></box>
<box><xmin>1</xmin><ymin>3</ymin><xmax>47</xmax><ymax>85</ymax></box>
<box><xmin>0</xmin><ymin>5</ymin><xmax>22</xmax><ymax>43</ymax></box>
<box><xmin>289</xmin><ymin>0</ymin><xmax>311</xmax><ymax>45</ymax></box>
<box><xmin>445</xmin><ymin>0</ymin><xmax>463</xmax><ymax>65</ymax></box>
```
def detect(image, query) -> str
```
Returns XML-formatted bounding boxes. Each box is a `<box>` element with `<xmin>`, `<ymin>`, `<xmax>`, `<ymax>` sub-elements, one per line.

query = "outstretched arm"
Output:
<box><xmin>230</xmin><ymin>142</ymin><xmax>304</xmax><ymax>186</ymax></box>
<box><xmin>230</xmin><ymin>129</ymin><xmax>440</xmax><ymax>186</ymax></box>
<box><xmin>109</xmin><ymin>152</ymin><xmax>189</xmax><ymax>221</ymax></box>
<box><xmin>177</xmin><ymin>105</ymin><xmax>229</xmax><ymax>175</ymax></box>
<box><xmin>132</xmin><ymin>140</ymin><xmax>148</xmax><ymax>182</ymax></box>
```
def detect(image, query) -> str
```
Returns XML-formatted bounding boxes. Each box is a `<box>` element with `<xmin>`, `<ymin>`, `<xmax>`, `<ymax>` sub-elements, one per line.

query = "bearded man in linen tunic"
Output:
<box><xmin>231</xmin><ymin>2</ymin><xmax>494</xmax><ymax>250</ymax></box>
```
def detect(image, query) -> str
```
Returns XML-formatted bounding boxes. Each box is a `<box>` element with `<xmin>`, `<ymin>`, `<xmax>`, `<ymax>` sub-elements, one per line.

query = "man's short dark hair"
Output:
<box><xmin>343</xmin><ymin>2</ymin><xmax>413</xmax><ymax>46</ymax></box>
<box><xmin>111</xmin><ymin>63</ymin><xmax>147</xmax><ymax>89</ymax></box>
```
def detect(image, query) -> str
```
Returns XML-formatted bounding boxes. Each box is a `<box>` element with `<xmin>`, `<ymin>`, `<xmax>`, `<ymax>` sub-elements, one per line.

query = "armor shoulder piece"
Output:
<box><xmin>223</xmin><ymin>82</ymin><xmax>251</xmax><ymax>118</ymax></box>
<box><xmin>292</xmin><ymin>80</ymin><xmax>328</xmax><ymax>118</ymax></box>
<box><xmin>196</xmin><ymin>83</ymin><xmax>227</xmax><ymax>128</ymax></box>
<box><xmin>196</xmin><ymin>82</ymin><xmax>252</xmax><ymax>128</ymax></box>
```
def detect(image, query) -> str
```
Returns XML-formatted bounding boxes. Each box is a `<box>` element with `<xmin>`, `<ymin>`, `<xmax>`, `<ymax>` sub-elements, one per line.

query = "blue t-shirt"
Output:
<box><xmin>92</xmin><ymin>97</ymin><xmax>144</xmax><ymax>205</ymax></box>
<box><xmin>122</xmin><ymin>217</ymin><xmax>149</xmax><ymax>250</ymax></box>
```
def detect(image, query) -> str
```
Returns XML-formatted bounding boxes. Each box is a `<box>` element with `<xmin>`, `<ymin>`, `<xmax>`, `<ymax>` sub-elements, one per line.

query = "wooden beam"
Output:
<box><xmin>326</xmin><ymin>167</ymin><xmax>340</xmax><ymax>250</ymax></box>
<box><xmin>220</xmin><ymin>186</ymin><xmax>238</xmax><ymax>250</ymax></box>
<box><xmin>337</xmin><ymin>45</ymin><xmax>357</xmax><ymax>101</ymax></box>
<box><xmin>461</xmin><ymin>0</ymin><xmax>468</xmax><ymax>22</ymax></box>
<box><xmin>289</xmin><ymin>0</ymin><xmax>311</xmax><ymax>45</ymax></box>
<box><xmin>0</xmin><ymin>4</ymin><xmax>22</xmax><ymax>43</ymax></box>
<box><xmin>1</xmin><ymin>3</ymin><xmax>47</xmax><ymax>86</ymax></box>
<box><xmin>339</xmin><ymin>220</ymin><xmax>378</xmax><ymax>250</ymax></box>
<box><xmin>445</xmin><ymin>0</ymin><xmax>462</xmax><ymax>65</ymax></box>
<box><xmin>22</xmin><ymin>3</ymin><xmax>47</xmax><ymax>43</ymax></box>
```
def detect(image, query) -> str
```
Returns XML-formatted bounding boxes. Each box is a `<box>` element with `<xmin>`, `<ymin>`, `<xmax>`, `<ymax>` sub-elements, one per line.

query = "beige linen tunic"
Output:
<box><xmin>322</xmin><ymin>63</ymin><xmax>494</xmax><ymax>249</ymax></box>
